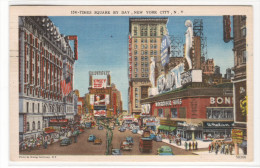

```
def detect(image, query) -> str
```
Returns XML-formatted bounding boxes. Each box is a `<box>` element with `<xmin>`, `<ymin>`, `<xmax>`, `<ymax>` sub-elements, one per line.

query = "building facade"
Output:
<box><xmin>19</xmin><ymin>16</ymin><xmax>77</xmax><ymax>141</ymax></box>
<box><xmin>128</xmin><ymin>18</ymin><xmax>168</xmax><ymax>116</ymax></box>
<box><xmin>232</xmin><ymin>15</ymin><xmax>247</xmax><ymax>153</ymax></box>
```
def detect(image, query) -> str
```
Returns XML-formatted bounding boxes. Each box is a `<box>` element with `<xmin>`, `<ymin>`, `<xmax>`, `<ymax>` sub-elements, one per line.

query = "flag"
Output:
<box><xmin>61</xmin><ymin>76</ymin><xmax>72</xmax><ymax>96</ymax></box>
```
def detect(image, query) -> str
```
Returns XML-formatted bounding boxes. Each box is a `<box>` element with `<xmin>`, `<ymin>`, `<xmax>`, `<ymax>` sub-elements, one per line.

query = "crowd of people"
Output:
<box><xmin>184</xmin><ymin>141</ymin><xmax>198</xmax><ymax>150</ymax></box>
<box><xmin>209</xmin><ymin>142</ymin><xmax>233</xmax><ymax>155</ymax></box>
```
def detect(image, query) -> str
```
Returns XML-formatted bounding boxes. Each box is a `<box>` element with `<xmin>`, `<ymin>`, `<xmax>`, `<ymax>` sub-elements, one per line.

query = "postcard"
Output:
<box><xmin>9</xmin><ymin>5</ymin><xmax>253</xmax><ymax>163</ymax></box>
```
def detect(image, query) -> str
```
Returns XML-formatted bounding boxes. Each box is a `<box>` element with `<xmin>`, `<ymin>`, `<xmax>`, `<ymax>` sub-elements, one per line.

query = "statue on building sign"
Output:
<box><xmin>149</xmin><ymin>57</ymin><xmax>156</xmax><ymax>87</ymax></box>
<box><xmin>185</xmin><ymin>20</ymin><xmax>193</xmax><ymax>70</ymax></box>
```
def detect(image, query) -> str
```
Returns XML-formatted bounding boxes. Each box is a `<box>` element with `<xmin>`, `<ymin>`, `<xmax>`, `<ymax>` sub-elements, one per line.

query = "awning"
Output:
<box><xmin>158</xmin><ymin>125</ymin><xmax>176</xmax><ymax>131</ymax></box>
<box><xmin>44</xmin><ymin>129</ymin><xmax>56</xmax><ymax>134</ymax></box>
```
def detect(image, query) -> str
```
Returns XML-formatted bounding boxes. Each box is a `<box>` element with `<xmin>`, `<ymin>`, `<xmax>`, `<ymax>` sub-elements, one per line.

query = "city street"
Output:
<box><xmin>20</xmin><ymin>126</ymin><xmax>196</xmax><ymax>155</ymax></box>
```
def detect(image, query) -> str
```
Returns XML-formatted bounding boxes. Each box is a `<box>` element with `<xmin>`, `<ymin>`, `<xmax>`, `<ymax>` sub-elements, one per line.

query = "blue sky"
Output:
<box><xmin>50</xmin><ymin>16</ymin><xmax>234</xmax><ymax>110</ymax></box>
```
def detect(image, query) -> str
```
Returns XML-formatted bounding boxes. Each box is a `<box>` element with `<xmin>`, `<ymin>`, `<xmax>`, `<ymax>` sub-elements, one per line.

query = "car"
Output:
<box><xmin>120</xmin><ymin>140</ymin><xmax>132</xmax><ymax>151</ymax></box>
<box><xmin>126</xmin><ymin>136</ymin><xmax>134</xmax><ymax>145</ymax></box>
<box><xmin>94</xmin><ymin>138</ymin><xmax>102</xmax><ymax>145</ymax></box>
<box><xmin>98</xmin><ymin>125</ymin><xmax>104</xmax><ymax>130</ymax></box>
<box><xmin>119</xmin><ymin>127</ymin><xmax>126</xmax><ymax>132</ymax></box>
<box><xmin>132</xmin><ymin>129</ymin><xmax>138</xmax><ymax>134</ymax></box>
<box><xmin>88</xmin><ymin>134</ymin><xmax>96</xmax><ymax>142</ymax></box>
<box><xmin>149</xmin><ymin>133</ymin><xmax>156</xmax><ymax>140</ymax></box>
<box><xmin>60</xmin><ymin>138</ymin><xmax>72</xmax><ymax>146</ymax></box>
<box><xmin>154</xmin><ymin>135</ymin><xmax>162</xmax><ymax>142</ymax></box>
<box><xmin>157</xmin><ymin>146</ymin><xmax>174</xmax><ymax>155</ymax></box>
<box><xmin>111</xmin><ymin>149</ymin><xmax>122</xmax><ymax>155</ymax></box>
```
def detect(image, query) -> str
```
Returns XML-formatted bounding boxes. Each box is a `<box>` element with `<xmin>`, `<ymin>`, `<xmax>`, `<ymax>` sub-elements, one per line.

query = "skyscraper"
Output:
<box><xmin>128</xmin><ymin>18</ymin><xmax>168</xmax><ymax>116</ymax></box>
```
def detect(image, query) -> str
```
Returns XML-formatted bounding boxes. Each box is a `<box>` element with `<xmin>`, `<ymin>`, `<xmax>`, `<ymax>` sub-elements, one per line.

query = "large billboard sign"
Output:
<box><xmin>161</xmin><ymin>35</ymin><xmax>171</xmax><ymax>67</ymax></box>
<box><xmin>93</xmin><ymin>79</ymin><xmax>107</xmax><ymax>88</ymax></box>
<box><xmin>181</xmin><ymin>69</ymin><xmax>202</xmax><ymax>86</ymax></box>
<box><xmin>157</xmin><ymin>63</ymin><xmax>184</xmax><ymax>94</ymax></box>
<box><xmin>94</xmin><ymin>94</ymin><xmax>109</xmax><ymax>105</ymax></box>
<box><xmin>141</xmin><ymin>104</ymin><xmax>151</xmax><ymax>115</ymax></box>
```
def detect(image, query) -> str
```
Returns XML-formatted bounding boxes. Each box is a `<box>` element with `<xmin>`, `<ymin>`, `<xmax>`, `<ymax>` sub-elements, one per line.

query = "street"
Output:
<box><xmin>20</xmin><ymin>126</ymin><xmax>196</xmax><ymax>155</ymax></box>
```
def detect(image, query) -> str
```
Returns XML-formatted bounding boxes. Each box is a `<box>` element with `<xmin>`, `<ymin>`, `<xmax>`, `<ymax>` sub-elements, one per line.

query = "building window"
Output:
<box><xmin>32</xmin><ymin>103</ymin><xmax>34</xmax><ymax>113</ymax></box>
<box><xmin>145</xmin><ymin>51</ymin><xmax>148</xmax><ymax>55</ymax></box>
<box><xmin>242</xmin><ymin>50</ymin><xmax>247</xmax><ymax>63</ymax></box>
<box><xmin>154</xmin><ymin>51</ymin><xmax>157</xmax><ymax>55</ymax></box>
<box><xmin>32</xmin><ymin>121</ymin><xmax>35</xmax><ymax>130</ymax></box>
<box><xmin>154</xmin><ymin>44</ymin><xmax>157</xmax><ymax>49</ymax></box>
<box><xmin>141</xmin><ymin>50</ymin><xmax>144</xmax><ymax>55</ymax></box>
<box><xmin>26</xmin><ymin>102</ymin><xmax>29</xmax><ymax>113</ymax></box>
<box><xmin>134</xmin><ymin>26</ymin><xmax>137</xmax><ymax>36</ymax></box>
<box><xmin>206</xmin><ymin>108</ymin><xmax>233</xmax><ymax>119</ymax></box>
<box><xmin>134</xmin><ymin>50</ymin><xmax>138</xmax><ymax>55</ymax></box>
<box><xmin>141</xmin><ymin>45</ymin><xmax>144</xmax><ymax>49</ymax></box>
<box><xmin>43</xmin><ymin>105</ymin><xmax>46</xmax><ymax>113</ymax></box>
<box><xmin>134</xmin><ymin>39</ymin><xmax>137</xmax><ymax>43</ymax></box>
<box><xmin>38</xmin><ymin>121</ymin><xmax>41</xmax><ymax>129</ymax></box>
<box><xmin>150</xmin><ymin>50</ymin><xmax>154</xmax><ymax>55</ymax></box>
<box><xmin>134</xmin><ymin>56</ymin><xmax>137</xmax><ymax>61</ymax></box>
<box><xmin>135</xmin><ymin>74</ymin><xmax>138</xmax><ymax>77</ymax></box>
<box><xmin>150</xmin><ymin>44</ymin><xmax>153</xmax><ymax>49</ymax></box>
<box><xmin>141</xmin><ymin>56</ymin><xmax>144</xmax><ymax>61</ymax></box>
<box><xmin>160</xmin><ymin>26</ymin><xmax>164</xmax><ymax>35</ymax></box>
<box><xmin>171</xmin><ymin>108</ymin><xmax>177</xmax><ymax>118</ymax></box>
<box><xmin>140</xmin><ymin>24</ymin><xmax>148</xmax><ymax>36</ymax></box>
<box><xmin>158</xmin><ymin>109</ymin><xmax>163</xmax><ymax>117</ymax></box>
<box><xmin>26</xmin><ymin>122</ymin><xmax>30</xmax><ymax>132</ymax></box>
<box><xmin>134</xmin><ymin>45</ymin><xmax>138</xmax><ymax>49</ymax></box>
<box><xmin>241</xmin><ymin>27</ymin><xmax>246</xmax><ymax>37</ymax></box>
<box><xmin>134</xmin><ymin>62</ymin><xmax>137</xmax><ymax>67</ymax></box>
<box><xmin>38</xmin><ymin>103</ymin><xmax>40</xmax><ymax>113</ymax></box>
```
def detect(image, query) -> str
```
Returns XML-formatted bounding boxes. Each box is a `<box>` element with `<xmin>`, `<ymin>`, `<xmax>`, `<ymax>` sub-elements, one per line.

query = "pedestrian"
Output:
<box><xmin>209</xmin><ymin>144</ymin><xmax>211</xmax><ymax>153</ymax></box>
<box><xmin>211</xmin><ymin>143</ymin><xmax>214</xmax><ymax>152</ymax></box>
<box><xmin>221</xmin><ymin>143</ymin><xmax>225</xmax><ymax>154</ymax></box>
<box><xmin>192</xmin><ymin>141</ymin><xmax>195</xmax><ymax>150</ymax></box>
<box><xmin>180</xmin><ymin>138</ymin><xmax>182</xmax><ymax>146</ymax></box>
<box><xmin>225</xmin><ymin>145</ymin><xmax>229</xmax><ymax>155</ymax></box>
<box><xmin>215</xmin><ymin>144</ymin><xmax>219</xmax><ymax>155</ymax></box>
<box><xmin>185</xmin><ymin>141</ymin><xmax>188</xmax><ymax>151</ymax></box>
<box><xmin>189</xmin><ymin>142</ymin><xmax>191</xmax><ymax>150</ymax></box>
<box><xmin>195</xmin><ymin>141</ymin><xmax>198</xmax><ymax>150</ymax></box>
<box><xmin>44</xmin><ymin>137</ymin><xmax>48</xmax><ymax>149</ymax></box>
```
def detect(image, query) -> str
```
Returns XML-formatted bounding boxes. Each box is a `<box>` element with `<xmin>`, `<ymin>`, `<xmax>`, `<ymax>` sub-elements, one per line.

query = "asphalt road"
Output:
<box><xmin>20</xmin><ymin>126</ymin><xmax>196</xmax><ymax>155</ymax></box>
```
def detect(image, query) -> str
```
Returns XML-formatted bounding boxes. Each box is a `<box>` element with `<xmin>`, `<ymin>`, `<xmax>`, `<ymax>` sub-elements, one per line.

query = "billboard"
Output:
<box><xmin>160</xmin><ymin>35</ymin><xmax>171</xmax><ymax>67</ymax></box>
<box><xmin>93</xmin><ymin>79</ymin><xmax>107</xmax><ymax>88</ymax></box>
<box><xmin>157</xmin><ymin>63</ymin><xmax>184</xmax><ymax>94</ymax></box>
<box><xmin>94</xmin><ymin>110</ymin><xmax>106</xmax><ymax>117</ymax></box>
<box><xmin>94</xmin><ymin>94</ymin><xmax>109</xmax><ymax>105</ymax></box>
<box><xmin>181</xmin><ymin>69</ymin><xmax>202</xmax><ymax>85</ymax></box>
<box><xmin>141</xmin><ymin>104</ymin><xmax>151</xmax><ymax>115</ymax></box>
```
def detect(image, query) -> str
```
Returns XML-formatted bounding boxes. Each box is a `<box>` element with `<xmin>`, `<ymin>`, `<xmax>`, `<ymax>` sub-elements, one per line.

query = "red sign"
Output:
<box><xmin>93</xmin><ymin>79</ymin><xmax>107</xmax><ymax>88</ymax></box>
<box><xmin>67</xmin><ymin>35</ymin><xmax>78</xmax><ymax>60</ymax></box>
<box><xmin>128</xmin><ymin>35</ymin><xmax>132</xmax><ymax>79</ymax></box>
<box><xmin>94</xmin><ymin>110</ymin><xmax>106</xmax><ymax>116</ymax></box>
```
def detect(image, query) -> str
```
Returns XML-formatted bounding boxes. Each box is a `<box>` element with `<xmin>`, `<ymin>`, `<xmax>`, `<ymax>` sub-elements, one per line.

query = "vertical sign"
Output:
<box><xmin>161</xmin><ymin>35</ymin><xmax>171</xmax><ymax>67</ymax></box>
<box><xmin>128</xmin><ymin>35</ymin><xmax>132</xmax><ymax>79</ymax></box>
<box><xmin>23</xmin><ymin>114</ymin><xmax>27</xmax><ymax>132</ymax></box>
<box><xmin>223</xmin><ymin>15</ymin><xmax>231</xmax><ymax>43</ymax></box>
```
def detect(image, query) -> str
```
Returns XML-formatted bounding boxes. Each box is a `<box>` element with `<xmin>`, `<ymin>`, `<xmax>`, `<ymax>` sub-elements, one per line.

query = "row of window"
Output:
<box><xmin>134</xmin><ymin>44</ymin><xmax>158</xmax><ymax>49</ymax></box>
<box><xmin>157</xmin><ymin>108</ymin><xmax>178</xmax><ymax>118</ymax></box>
<box><xmin>134</xmin><ymin>62</ymin><xmax>149</xmax><ymax>67</ymax></box>
<box><xmin>133</xmin><ymin>25</ymin><xmax>164</xmax><ymax>36</ymax></box>
<box><xmin>25</xmin><ymin>102</ymin><xmax>63</xmax><ymax>113</ymax></box>
<box><xmin>26</xmin><ymin>121</ymin><xmax>42</xmax><ymax>132</ymax></box>
<box><xmin>134</xmin><ymin>50</ymin><xmax>158</xmax><ymax>56</ymax></box>
<box><xmin>133</xmin><ymin>38</ymin><xmax>158</xmax><ymax>43</ymax></box>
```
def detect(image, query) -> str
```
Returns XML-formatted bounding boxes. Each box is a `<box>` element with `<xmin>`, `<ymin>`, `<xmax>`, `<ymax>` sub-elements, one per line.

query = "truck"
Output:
<box><xmin>139</xmin><ymin>138</ymin><xmax>153</xmax><ymax>153</ymax></box>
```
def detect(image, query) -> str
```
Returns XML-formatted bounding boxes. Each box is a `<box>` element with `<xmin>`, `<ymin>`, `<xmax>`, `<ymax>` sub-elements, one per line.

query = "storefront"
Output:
<box><xmin>177</xmin><ymin>121</ymin><xmax>203</xmax><ymax>140</ymax></box>
<box><xmin>203</xmin><ymin>122</ymin><xmax>233</xmax><ymax>140</ymax></box>
<box><xmin>158</xmin><ymin>119</ymin><xmax>177</xmax><ymax>136</ymax></box>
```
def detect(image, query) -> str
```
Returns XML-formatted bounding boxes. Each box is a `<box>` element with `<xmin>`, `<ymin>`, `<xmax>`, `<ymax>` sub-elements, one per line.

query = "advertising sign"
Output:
<box><xmin>203</xmin><ymin>122</ymin><xmax>232</xmax><ymax>128</ymax></box>
<box><xmin>232</xmin><ymin>129</ymin><xmax>243</xmax><ymax>143</ymax></box>
<box><xmin>128</xmin><ymin>35</ymin><xmax>132</xmax><ymax>79</ymax></box>
<box><xmin>94</xmin><ymin>94</ymin><xmax>109</xmax><ymax>105</ymax></box>
<box><xmin>90</xmin><ymin>94</ymin><xmax>94</xmax><ymax>105</ymax></box>
<box><xmin>141</xmin><ymin>104</ymin><xmax>151</xmax><ymax>115</ymax></box>
<box><xmin>234</xmin><ymin>81</ymin><xmax>247</xmax><ymax>122</ymax></box>
<box><xmin>181</xmin><ymin>69</ymin><xmax>202</xmax><ymax>85</ymax></box>
<box><xmin>157</xmin><ymin>63</ymin><xmax>184</xmax><ymax>94</ymax></box>
<box><xmin>161</xmin><ymin>35</ymin><xmax>171</xmax><ymax>67</ymax></box>
<box><xmin>94</xmin><ymin>110</ymin><xmax>106</xmax><ymax>116</ymax></box>
<box><xmin>93</xmin><ymin>79</ymin><xmax>107</xmax><ymax>88</ymax></box>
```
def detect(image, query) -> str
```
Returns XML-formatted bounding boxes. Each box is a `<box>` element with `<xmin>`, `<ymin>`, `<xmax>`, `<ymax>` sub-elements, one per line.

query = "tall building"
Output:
<box><xmin>214</xmin><ymin>65</ymin><xmax>221</xmax><ymax>75</ymax></box>
<box><xmin>18</xmin><ymin>16</ymin><xmax>77</xmax><ymax>141</ymax></box>
<box><xmin>128</xmin><ymin>17</ymin><xmax>168</xmax><ymax>116</ymax></box>
<box><xmin>232</xmin><ymin>15</ymin><xmax>247</xmax><ymax>153</ymax></box>
<box><xmin>201</xmin><ymin>58</ymin><xmax>214</xmax><ymax>75</ymax></box>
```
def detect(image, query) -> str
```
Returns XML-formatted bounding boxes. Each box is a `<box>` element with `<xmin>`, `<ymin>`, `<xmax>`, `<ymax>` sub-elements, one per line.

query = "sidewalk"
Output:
<box><xmin>161</xmin><ymin>139</ymin><xmax>211</xmax><ymax>150</ymax></box>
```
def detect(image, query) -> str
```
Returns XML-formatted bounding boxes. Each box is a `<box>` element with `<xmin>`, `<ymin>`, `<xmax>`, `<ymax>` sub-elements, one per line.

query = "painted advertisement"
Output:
<box><xmin>157</xmin><ymin>63</ymin><xmax>184</xmax><ymax>94</ymax></box>
<box><xmin>93</xmin><ymin>79</ymin><xmax>107</xmax><ymax>88</ymax></box>
<box><xmin>161</xmin><ymin>35</ymin><xmax>171</xmax><ymax>67</ymax></box>
<box><xmin>94</xmin><ymin>94</ymin><xmax>109</xmax><ymax>105</ymax></box>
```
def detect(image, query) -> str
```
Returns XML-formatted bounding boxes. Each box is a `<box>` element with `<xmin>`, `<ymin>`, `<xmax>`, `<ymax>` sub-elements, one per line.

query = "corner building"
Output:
<box><xmin>128</xmin><ymin>18</ymin><xmax>168</xmax><ymax>116</ymax></box>
<box><xmin>19</xmin><ymin>16</ymin><xmax>77</xmax><ymax>141</ymax></box>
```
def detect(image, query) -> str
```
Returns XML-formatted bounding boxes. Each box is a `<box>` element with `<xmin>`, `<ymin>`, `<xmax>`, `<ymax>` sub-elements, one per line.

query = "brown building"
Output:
<box><xmin>232</xmin><ymin>15</ymin><xmax>247</xmax><ymax>149</ymax></box>
<box><xmin>128</xmin><ymin>18</ymin><xmax>168</xmax><ymax>116</ymax></box>
<box><xmin>201</xmin><ymin>58</ymin><xmax>215</xmax><ymax>75</ymax></box>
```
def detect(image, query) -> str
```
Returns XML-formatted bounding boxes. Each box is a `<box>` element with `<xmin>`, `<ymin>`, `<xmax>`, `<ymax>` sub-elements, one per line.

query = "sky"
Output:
<box><xmin>49</xmin><ymin>16</ymin><xmax>234</xmax><ymax>110</ymax></box>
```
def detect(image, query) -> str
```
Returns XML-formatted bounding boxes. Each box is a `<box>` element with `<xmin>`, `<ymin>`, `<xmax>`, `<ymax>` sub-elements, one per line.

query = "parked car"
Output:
<box><xmin>111</xmin><ymin>149</ymin><xmax>122</xmax><ymax>155</ymax></box>
<box><xmin>94</xmin><ymin>138</ymin><xmax>102</xmax><ymax>145</ymax></box>
<box><xmin>157</xmin><ymin>146</ymin><xmax>174</xmax><ymax>155</ymax></box>
<box><xmin>88</xmin><ymin>134</ymin><xmax>96</xmax><ymax>142</ymax></box>
<box><xmin>60</xmin><ymin>138</ymin><xmax>72</xmax><ymax>146</ymax></box>
<box><xmin>126</xmin><ymin>136</ymin><xmax>134</xmax><ymax>145</ymax></box>
<box><xmin>149</xmin><ymin>133</ymin><xmax>156</xmax><ymax>140</ymax></box>
<box><xmin>154</xmin><ymin>135</ymin><xmax>162</xmax><ymax>142</ymax></box>
<box><xmin>98</xmin><ymin>125</ymin><xmax>104</xmax><ymax>130</ymax></box>
<box><xmin>119</xmin><ymin>127</ymin><xmax>126</xmax><ymax>132</ymax></box>
<box><xmin>120</xmin><ymin>140</ymin><xmax>132</xmax><ymax>151</ymax></box>
<box><xmin>132</xmin><ymin>129</ymin><xmax>138</xmax><ymax>134</ymax></box>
